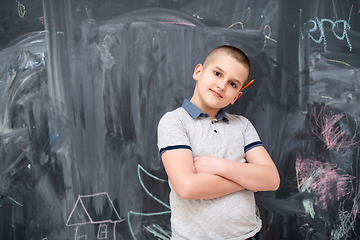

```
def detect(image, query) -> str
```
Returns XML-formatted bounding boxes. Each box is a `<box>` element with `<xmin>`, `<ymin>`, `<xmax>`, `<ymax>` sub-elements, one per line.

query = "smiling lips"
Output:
<box><xmin>211</xmin><ymin>89</ymin><xmax>223</xmax><ymax>98</ymax></box>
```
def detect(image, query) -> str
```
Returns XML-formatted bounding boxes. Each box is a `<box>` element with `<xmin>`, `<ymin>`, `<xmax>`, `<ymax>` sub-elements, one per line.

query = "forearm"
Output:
<box><xmin>217</xmin><ymin>161</ymin><xmax>279</xmax><ymax>192</ymax></box>
<box><xmin>193</xmin><ymin>147</ymin><xmax>280</xmax><ymax>192</ymax></box>
<box><xmin>160</xmin><ymin>148</ymin><xmax>246</xmax><ymax>200</ymax></box>
<box><xmin>179</xmin><ymin>172</ymin><xmax>245</xmax><ymax>200</ymax></box>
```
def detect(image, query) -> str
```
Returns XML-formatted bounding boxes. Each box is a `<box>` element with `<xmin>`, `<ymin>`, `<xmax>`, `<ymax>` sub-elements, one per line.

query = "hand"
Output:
<box><xmin>193</xmin><ymin>156</ymin><xmax>225</xmax><ymax>175</ymax></box>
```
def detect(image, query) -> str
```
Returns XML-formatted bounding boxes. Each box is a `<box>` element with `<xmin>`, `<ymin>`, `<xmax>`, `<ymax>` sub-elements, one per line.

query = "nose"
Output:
<box><xmin>217</xmin><ymin>80</ymin><xmax>226</xmax><ymax>90</ymax></box>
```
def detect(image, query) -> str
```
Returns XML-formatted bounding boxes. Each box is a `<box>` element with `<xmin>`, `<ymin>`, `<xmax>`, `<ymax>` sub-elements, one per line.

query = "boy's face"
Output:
<box><xmin>191</xmin><ymin>51</ymin><xmax>249</xmax><ymax>118</ymax></box>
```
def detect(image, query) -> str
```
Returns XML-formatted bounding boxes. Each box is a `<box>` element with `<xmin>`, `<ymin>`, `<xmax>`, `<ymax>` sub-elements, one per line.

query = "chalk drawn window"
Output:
<box><xmin>97</xmin><ymin>224</ymin><xmax>108</xmax><ymax>239</ymax></box>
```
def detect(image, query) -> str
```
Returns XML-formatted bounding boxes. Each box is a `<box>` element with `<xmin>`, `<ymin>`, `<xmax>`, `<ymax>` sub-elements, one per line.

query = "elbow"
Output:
<box><xmin>268</xmin><ymin>173</ymin><xmax>280</xmax><ymax>191</ymax></box>
<box><xmin>265</xmin><ymin>166</ymin><xmax>280</xmax><ymax>191</ymax></box>
<box><xmin>177</xmin><ymin>190</ymin><xmax>194</xmax><ymax>200</ymax></box>
<box><xmin>174</xmin><ymin>180</ymin><xmax>198</xmax><ymax>200</ymax></box>
<box><xmin>256</xmin><ymin>172</ymin><xmax>280</xmax><ymax>192</ymax></box>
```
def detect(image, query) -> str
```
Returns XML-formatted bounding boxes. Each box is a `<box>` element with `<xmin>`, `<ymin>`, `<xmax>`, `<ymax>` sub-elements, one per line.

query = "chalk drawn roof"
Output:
<box><xmin>66</xmin><ymin>192</ymin><xmax>124</xmax><ymax>226</ymax></box>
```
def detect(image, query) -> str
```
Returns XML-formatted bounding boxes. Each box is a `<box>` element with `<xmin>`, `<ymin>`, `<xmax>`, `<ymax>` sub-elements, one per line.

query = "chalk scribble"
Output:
<box><xmin>128</xmin><ymin>164</ymin><xmax>170</xmax><ymax>240</ymax></box>
<box><xmin>67</xmin><ymin>192</ymin><xmax>124</xmax><ymax>240</ymax></box>
<box><xmin>296</xmin><ymin>158</ymin><xmax>354</xmax><ymax>210</ymax></box>
<box><xmin>311</xmin><ymin>106</ymin><xmax>358</xmax><ymax>151</ymax></box>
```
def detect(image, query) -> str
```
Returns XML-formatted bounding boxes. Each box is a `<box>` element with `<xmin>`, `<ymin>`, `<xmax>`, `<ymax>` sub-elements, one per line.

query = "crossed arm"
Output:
<box><xmin>161</xmin><ymin>146</ymin><xmax>280</xmax><ymax>200</ymax></box>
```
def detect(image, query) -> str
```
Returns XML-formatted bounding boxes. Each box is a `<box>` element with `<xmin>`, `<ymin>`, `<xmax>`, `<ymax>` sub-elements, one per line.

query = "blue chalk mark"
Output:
<box><xmin>41</xmin><ymin>131</ymin><xmax>61</xmax><ymax>182</ymax></box>
<box><xmin>307</xmin><ymin>18</ymin><xmax>352</xmax><ymax>51</ymax></box>
<box><xmin>41</xmin><ymin>131</ymin><xmax>60</xmax><ymax>155</ymax></box>
<box><xmin>7</xmin><ymin>196</ymin><xmax>23</xmax><ymax>207</ymax></box>
<box><xmin>127</xmin><ymin>164</ymin><xmax>171</xmax><ymax>239</ymax></box>
<box><xmin>137</xmin><ymin>164</ymin><xmax>170</xmax><ymax>209</ymax></box>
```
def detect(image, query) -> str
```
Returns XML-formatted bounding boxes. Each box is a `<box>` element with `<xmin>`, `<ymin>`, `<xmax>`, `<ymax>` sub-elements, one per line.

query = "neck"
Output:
<box><xmin>190</xmin><ymin>97</ymin><xmax>220</xmax><ymax>120</ymax></box>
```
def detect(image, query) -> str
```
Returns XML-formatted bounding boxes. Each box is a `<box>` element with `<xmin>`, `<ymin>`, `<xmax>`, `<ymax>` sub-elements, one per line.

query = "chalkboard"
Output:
<box><xmin>0</xmin><ymin>0</ymin><xmax>360</xmax><ymax>239</ymax></box>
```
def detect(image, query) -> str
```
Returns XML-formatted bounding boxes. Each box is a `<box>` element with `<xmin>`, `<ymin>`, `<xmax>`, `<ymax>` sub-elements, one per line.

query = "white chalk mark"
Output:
<box><xmin>19</xmin><ymin>52</ymin><xmax>46</xmax><ymax>70</ymax></box>
<box><xmin>98</xmin><ymin>35</ymin><xmax>116</xmax><ymax>69</ymax></box>
<box><xmin>330</xmin><ymin>209</ymin><xmax>354</xmax><ymax>240</ymax></box>
<box><xmin>128</xmin><ymin>211</ymin><xmax>171</xmax><ymax>240</ymax></box>
<box><xmin>192</xmin><ymin>14</ymin><xmax>203</xmax><ymax>20</ymax></box>
<box><xmin>160</xmin><ymin>21</ymin><xmax>195</xmax><ymax>26</ymax></box>
<box><xmin>144</xmin><ymin>224</ymin><xmax>170</xmax><ymax>240</ymax></box>
<box><xmin>29</xmin><ymin>40</ymin><xmax>44</xmax><ymax>45</ymax></box>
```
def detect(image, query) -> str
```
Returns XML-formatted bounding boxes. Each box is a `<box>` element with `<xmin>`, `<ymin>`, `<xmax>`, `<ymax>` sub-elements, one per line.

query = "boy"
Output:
<box><xmin>157</xmin><ymin>45</ymin><xmax>280</xmax><ymax>240</ymax></box>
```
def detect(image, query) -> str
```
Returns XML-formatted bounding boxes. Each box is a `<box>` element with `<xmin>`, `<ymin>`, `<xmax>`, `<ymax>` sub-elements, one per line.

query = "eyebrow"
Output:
<box><xmin>214</xmin><ymin>66</ymin><xmax>242</xmax><ymax>87</ymax></box>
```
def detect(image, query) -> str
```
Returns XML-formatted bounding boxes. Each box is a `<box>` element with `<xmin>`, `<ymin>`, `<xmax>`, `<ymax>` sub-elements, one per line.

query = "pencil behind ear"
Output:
<box><xmin>240</xmin><ymin>79</ymin><xmax>255</xmax><ymax>91</ymax></box>
<box><xmin>231</xmin><ymin>92</ymin><xmax>243</xmax><ymax>105</ymax></box>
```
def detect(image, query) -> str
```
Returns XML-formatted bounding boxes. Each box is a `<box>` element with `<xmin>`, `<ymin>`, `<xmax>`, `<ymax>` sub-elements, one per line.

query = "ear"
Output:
<box><xmin>192</xmin><ymin>64</ymin><xmax>203</xmax><ymax>81</ymax></box>
<box><xmin>230</xmin><ymin>91</ymin><xmax>243</xmax><ymax>105</ymax></box>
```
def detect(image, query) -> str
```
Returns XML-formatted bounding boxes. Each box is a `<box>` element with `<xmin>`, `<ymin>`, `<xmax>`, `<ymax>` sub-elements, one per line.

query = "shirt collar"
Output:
<box><xmin>182</xmin><ymin>99</ymin><xmax>229</xmax><ymax>123</ymax></box>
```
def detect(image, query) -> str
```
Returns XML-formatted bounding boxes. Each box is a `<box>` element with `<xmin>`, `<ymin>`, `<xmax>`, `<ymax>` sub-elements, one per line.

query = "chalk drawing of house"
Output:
<box><xmin>66</xmin><ymin>192</ymin><xmax>124</xmax><ymax>240</ymax></box>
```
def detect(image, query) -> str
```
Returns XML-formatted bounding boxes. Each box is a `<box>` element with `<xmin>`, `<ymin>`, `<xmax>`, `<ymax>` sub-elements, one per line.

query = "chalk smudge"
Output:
<box><xmin>296</xmin><ymin>158</ymin><xmax>354</xmax><ymax>211</ymax></box>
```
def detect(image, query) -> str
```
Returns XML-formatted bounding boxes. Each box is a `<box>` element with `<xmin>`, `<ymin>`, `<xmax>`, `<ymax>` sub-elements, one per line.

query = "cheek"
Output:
<box><xmin>229</xmin><ymin>89</ymin><xmax>240</xmax><ymax>97</ymax></box>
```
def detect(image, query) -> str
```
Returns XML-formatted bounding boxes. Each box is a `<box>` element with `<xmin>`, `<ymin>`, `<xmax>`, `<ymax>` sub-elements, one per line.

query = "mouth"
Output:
<box><xmin>210</xmin><ymin>89</ymin><xmax>223</xmax><ymax>98</ymax></box>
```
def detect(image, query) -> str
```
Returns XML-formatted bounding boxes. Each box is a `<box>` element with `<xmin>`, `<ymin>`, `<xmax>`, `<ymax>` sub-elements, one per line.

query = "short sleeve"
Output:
<box><xmin>157</xmin><ymin>110</ymin><xmax>192</xmax><ymax>156</ymax></box>
<box><xmin>243</xmin><ymin>118</ymin><xmax>263</xmax><ymax>152</ymax></box>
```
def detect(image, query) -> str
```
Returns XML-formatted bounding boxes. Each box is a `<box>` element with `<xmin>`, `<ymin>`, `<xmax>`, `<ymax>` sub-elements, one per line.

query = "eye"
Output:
<box><xmin>214</xmin><ymin>71</ymin><xmax>221</xmax><ymax>77</ymax></box>
<box><xmin>229</xmin><ymin>82</ymin><xmax>237</xmax><ymax>88</ymax></box>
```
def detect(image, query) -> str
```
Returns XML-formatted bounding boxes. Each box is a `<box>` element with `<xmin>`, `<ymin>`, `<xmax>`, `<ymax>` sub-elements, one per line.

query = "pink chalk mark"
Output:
<box><xmin>352</xmin><ymin>149</ymin><xmax>360</xmax><ymax>221</ymax></box>
<box><xmin>66</xmin><ymin>192</ymin><xmax>124</xmax><ymax>240</ymax></box>
<box><xmin>296</xmin><ymin>158</ymin><xmax>354</xmax><ymax>210</ymax></box>
<box><xmin>67</xmin><ymin>192</ymin><xmax>123</xmax><ymax>226</ymax></box>
<box><xmin>38</xmin><ymin>16</ymin><xmax>44</xmax><ymax>25</ymax></box>
<box><xmin>311</xmin><ymin>106</ymin><xmax>358</xmax><ymax>151</ymax></box>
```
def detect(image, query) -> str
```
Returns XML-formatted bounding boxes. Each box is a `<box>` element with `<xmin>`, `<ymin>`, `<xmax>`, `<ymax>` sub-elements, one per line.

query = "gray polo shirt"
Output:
<box><xmin>157</xmin><ymin>99</ymin><xmax>263</xmax><ymax>240</ymax></box>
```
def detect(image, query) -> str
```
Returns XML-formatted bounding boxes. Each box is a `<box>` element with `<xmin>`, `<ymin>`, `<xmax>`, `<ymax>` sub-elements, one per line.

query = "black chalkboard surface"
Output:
<box><xmin>1</xmin><ymin>0</ymin><xmax>360</xmax><ymax>239</ymax></box>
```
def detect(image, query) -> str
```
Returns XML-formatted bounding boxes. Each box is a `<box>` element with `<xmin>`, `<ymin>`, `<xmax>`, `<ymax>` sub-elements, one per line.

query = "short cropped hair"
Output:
<box><xmin>202</xmin><ymin>45</ymin><xmax>251</xmax><ymax>73</ymax></box>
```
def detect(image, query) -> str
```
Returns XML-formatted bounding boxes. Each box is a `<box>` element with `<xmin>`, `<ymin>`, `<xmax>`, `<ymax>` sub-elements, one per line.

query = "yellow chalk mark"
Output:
<box><xmin>325</xmin><ymin>59</ymin><xmax>351</xmax><ymax>67</ymax></box>
<box><xmin>332</xmin><ymin>0</ymin><xmax>339</xmax><ymax>22</ymax></box>
<box><xmin>228</xmin><ymin>22</ymin><xmax>244</xmax><ymax>30</ymax></box>
<box><xmin>264</xmin><ymin>25</ymin><xmax>277</xmax><ymax>42</ymax></box>
<box><xmin>17</xmin><ymin>2</ymin><xmax>26</xmax><ymax>18</ymax></box>
<box><xmin>262</xmin><ymin>25</ymin><xmax>277</xmax><ymax>50</ymax></box>
<box><xmin>348</xmin><ymin>4</ymin><xmax>354</xmax><ymax>24</ymax></box>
